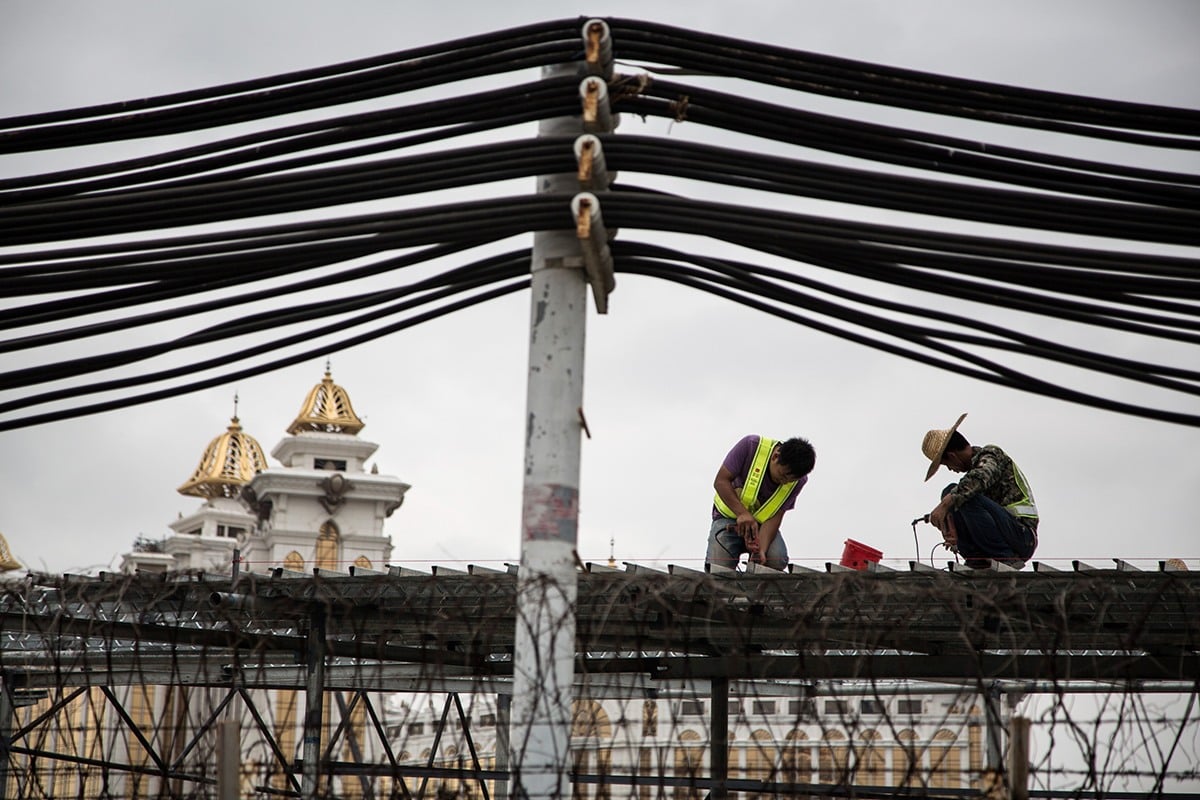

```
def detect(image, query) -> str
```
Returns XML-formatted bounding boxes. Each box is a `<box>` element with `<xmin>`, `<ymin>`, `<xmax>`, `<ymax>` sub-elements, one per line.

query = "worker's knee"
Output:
<box><xmin>763</xmin><ymin>536</ymin><xmax>789</xmax><ymax>571</ymax></box>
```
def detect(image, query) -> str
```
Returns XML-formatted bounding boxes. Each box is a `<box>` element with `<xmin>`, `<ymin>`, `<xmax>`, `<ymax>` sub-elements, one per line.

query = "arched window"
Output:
<box><xmin>893</xmin><ymin>729</ymin><xmax>923</xmax><ymax>789</ymax></box>
<box><xmin>354</xmin><ymin>555</ymin><xmax>372</xmax><ymax>570</ymax></box>
<box><xmin>968</xmin><ymin>723</ymin><xmax>985</xmax><ymax>788</ymax></box>
<box><xmin>930</xmin><ymin>729</ymin><xmax>960</xmax><ymax>789</ymax></box>
<box><xmin>572</xmin><ymin>699</ymin><xmax>612</xmax><ymax>800</ymax></box>
<box><xmin>316</xmin><ymin>521</ymin><xmax>340</xmax><ymax>570</ymax></box>
<box><xmin>283</xmin><ymin>551</ymin><xmax>304</xmax><ymax>571</ymax></box>
<box><xmin>745</xmin><ymin>729</ymin><xmax>776</xmax><ymax>800</ymax></box>
<box><xmin>572</xmin><ymin>698</ymin><xmax>612</xmax><ymax>739</ymax></box>
<box><xmin>781</xmin><ymin>730</ymin><xmax>811</xmax><ymax>787</ymax></box>
<box><xmin>857</xmin><ymin>730</ymin><xmax>886</xmax><ymax>787</ymax></box>
<box><xmin>675</xmin><ymin>730</ymin><xmax>704</xmax><ymax>800</ymax></box>
<box><xmin>819</xmin><ymin>730</ymin><xmax>847</xmax><ymax>785</ymax></box>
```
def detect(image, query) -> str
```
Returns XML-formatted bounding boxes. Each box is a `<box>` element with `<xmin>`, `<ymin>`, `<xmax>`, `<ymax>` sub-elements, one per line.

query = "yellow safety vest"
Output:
<box><xmin>713</xmin><ymin>437</ymin><xmax>797</xmax><ymax>523</ymax></box>
<box><xmin>1007</xmin><ymin>461</ymin><xmax>1039</xmax><ymax>520</ymax></box>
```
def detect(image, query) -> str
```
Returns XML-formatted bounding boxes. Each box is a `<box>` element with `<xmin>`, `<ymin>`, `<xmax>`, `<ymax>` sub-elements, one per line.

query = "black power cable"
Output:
<box><xmin>0</xmin><ymin>28</ymin><xmax>582</xmax><ymax>153</ymax></box>
<box><xmin>617</xmin><ymin>81</ymin><xmax>1200</xmax><ymax>198</ymax></box>
<box><xmin>607</xmin><ymin>18</ymin><xmax>1200</xmax><ymax>137</ymax></box>
<box><xmin>2</xmin><ymin>18</ymin><xmax>1198</xmax><ymax>435</ymax></box>
<box><xmin>5</xmin><ymin>135</ymin><xmax>1198</xmax><ymax>248</ymax></box>
<box><xmin>617</xmin><ymin>255</ymin><xmax>1200</xmax><ymax>427</ymax></box>
<box><xmin>0</xmin><ymin>78</ymin><xmax>579</xmax><ymax>203</ymax></box>
<box><xmin>0</xmin><ymin>280</ymin><xmax>530</xmax><ymax>433</ymax></box>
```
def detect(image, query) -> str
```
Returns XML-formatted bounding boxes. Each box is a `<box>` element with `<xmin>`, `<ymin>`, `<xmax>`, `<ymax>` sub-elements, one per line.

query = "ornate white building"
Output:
<box><xmin>122</xmin><ymin>369</ymin><xmax>408</xmax><ymax>579</ymax></box>
<box><xmin>82</xmin><ymin>369</ymin><xmax>410</xmax><ymax>798</ymax></box>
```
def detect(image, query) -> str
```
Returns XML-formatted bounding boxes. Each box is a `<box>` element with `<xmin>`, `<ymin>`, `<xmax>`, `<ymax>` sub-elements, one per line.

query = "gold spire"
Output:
<box><xmin>178</xmin><ymin>415</ymin><xmax>270</xmax><ymax>498</ymax></box>
<box><xmin>286</xmin><ymin>369</ymin><xmax>365</xmax><ymax>435</ymax></box>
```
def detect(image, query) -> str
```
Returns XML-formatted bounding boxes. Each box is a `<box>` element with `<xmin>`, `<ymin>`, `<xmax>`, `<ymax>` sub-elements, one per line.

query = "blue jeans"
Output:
<box><xmin>946</xmin><ymin>488</ymin><xmax>1037</xmax><ymax>567</ymax></box>
<box><xmin>706</xmin><ymin>517</ymin><xmax>789</xmax><ymax>571</ymax></box>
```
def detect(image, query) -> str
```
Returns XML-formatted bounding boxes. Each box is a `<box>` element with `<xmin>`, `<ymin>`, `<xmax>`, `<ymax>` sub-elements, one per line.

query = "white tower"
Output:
<box><xmin>239</xmin><ymin>369</ymin><xmax>409</xmax><ymax>574</ymax></box>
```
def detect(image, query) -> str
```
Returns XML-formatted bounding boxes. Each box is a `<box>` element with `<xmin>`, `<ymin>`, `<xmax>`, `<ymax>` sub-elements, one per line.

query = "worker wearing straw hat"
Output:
<box><xmin>922</xmin><ymin>413</ymin><xmax>1039</xmax><ymax>569</ymax></box>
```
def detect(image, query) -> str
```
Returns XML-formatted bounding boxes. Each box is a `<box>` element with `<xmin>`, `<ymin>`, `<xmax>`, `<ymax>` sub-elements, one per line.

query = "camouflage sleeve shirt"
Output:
<box><xmin>949</xmin><ymin>445</ymin><xmax>1038</xmax><ymax>530</ymax></box>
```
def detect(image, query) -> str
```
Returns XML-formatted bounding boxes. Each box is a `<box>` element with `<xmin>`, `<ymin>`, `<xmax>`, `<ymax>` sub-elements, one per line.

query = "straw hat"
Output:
<box><xmin>921</xmin><ymin>412</ymin><xmax>968</xmax><ymax>482</ymax></box>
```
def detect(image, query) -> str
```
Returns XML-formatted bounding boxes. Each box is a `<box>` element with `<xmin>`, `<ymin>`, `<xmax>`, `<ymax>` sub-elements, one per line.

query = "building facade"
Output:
<box><xmin>384</xmin><ymin>688</ymin><xmax>999</xmax><ymax>800</ymax></box>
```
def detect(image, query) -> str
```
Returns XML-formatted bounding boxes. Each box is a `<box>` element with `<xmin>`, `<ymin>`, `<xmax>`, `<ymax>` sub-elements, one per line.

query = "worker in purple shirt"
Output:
<box><xmin>708</xmin><ymin>435</ymin><xmax>816</xmax><ymax>571</ymax></box>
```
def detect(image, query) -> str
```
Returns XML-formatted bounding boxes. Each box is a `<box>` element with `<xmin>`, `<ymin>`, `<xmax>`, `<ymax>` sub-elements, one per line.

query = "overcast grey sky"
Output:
<box><xmin>1</xmin><ymin>0</ymin><xmax>1198</xmax><ymax>577</ymax></box>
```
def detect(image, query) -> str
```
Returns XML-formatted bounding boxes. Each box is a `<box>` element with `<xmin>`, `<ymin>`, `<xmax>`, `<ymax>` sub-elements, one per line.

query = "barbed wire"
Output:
<box><xmin>1</xmin><ymin>566</ymin><xmax>1197</xmax><ymax>798</ymax></box>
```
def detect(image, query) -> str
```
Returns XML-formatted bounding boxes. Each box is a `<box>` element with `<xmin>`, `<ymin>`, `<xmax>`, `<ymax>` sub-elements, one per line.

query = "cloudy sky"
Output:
<box><xmin>1</xmin><ymin>0</ymin><xmax>1197</xmax><ymax>577</ymax></box>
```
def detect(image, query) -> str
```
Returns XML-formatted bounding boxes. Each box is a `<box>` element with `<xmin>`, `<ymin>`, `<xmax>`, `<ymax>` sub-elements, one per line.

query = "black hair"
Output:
<box><xmin>947</xmin><ymin>430</ymin><xmax>970</xmax><ymax>451</ymax></box>
<box><xmin>778</xmin><ymin>437</ymin><xmax>816</xmax><ymax>477</ymax></box>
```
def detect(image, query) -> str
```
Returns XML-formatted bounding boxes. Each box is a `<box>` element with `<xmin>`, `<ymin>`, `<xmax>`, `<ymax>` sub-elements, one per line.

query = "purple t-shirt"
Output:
<box><xmin>712</xmin><ymin>435</ymin><xmax>807</xmax><ymax>520</ymax></box>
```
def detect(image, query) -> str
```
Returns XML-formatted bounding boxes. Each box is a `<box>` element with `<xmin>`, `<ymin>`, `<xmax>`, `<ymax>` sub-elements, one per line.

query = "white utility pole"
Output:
<box><xmin>511</xmin><ymin>19</ymin><xmax>613</xmax><ymax>800</ymax></box>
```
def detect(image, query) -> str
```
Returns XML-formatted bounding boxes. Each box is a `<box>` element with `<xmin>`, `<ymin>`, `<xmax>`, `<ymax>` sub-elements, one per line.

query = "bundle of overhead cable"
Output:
<box><xmin>1</xmin><ymin>18</ymin><xmax>1198</xmax><ymax>431</ymax></box>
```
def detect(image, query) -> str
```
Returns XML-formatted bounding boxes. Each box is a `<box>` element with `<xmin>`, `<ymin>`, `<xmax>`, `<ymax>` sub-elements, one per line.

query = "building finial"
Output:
<box><xmin>608</xmin><ymin>536</ymin><xmax>616</xmax><ymax>568</ymax></box>
<box><xmin>233</xmin><ymin>391</ymin><xmax>240</xmax><ymax>421</ymax></box>
<box><xmin>325</xmin><ymin>356</ymin><xmax>332</xmax><ymax>376</ymax></box>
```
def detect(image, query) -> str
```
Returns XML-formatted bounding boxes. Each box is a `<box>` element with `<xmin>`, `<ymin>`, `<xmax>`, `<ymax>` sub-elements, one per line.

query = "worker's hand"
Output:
<box><xmin>744</xmin><ymin>530</ymin><xmax>761</xmax><ymax>561</ymax></box>
<box><xmin>929</xmin><ymin>494</ymin><xmax>954</xmax><ymax>533</ymax></box>
<box><xmin>941</xmin><ymin>520</ymin><xmax>958</xmax><ymax>549</ymax></box>
<box><xmin>940</xmin><ymin>525</ymin><xmax>960</xmax><ymax>551</ymax></box>
<box><xmin>735</xmin><ymin>511</ymin><xmax>759</xmax><ymax>539</ymax></box>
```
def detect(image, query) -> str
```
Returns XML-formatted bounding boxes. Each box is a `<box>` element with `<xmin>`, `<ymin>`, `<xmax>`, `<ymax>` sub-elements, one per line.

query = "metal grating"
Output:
<box><xmin>2</xmin><ymin>560</ymin><xmax>1197</xmax><ymax>690</ymax></box>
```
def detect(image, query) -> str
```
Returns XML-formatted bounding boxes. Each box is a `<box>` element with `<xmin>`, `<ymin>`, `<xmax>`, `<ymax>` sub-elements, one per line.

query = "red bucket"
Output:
<box><xmin>840</xmin><ymin>539</ymin><xmax>883</xmax><ymax>570</ymax></box>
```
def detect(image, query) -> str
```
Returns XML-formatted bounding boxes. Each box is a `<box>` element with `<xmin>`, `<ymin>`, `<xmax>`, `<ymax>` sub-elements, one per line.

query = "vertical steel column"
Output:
<box><xmin>301</xmin><ymin>605</ymin><xmax>327</xmax><ymax>799</ymax></box>
<box><xmin>980</xmin><ymin>682</ymin><xmax>1006</xmax><ymax>796</ymax></box>
<box><xmin>217</xmin><ymin>719</ymin><xmax>240</xmax><ymax>800</ymax></box>
<box><xmin>511</xmin><ymin>57</ymin><xmax>587</xmax><ymax>800</ymax></box>
<box><xmin>984</xmin><ymin>683</ymin><xmax>1004</xmax><ymax>773</ymax></box>
<box><xmin>0</xmin><ymin>676</ymin><xmax>13</xmax><ymax>800</ymax></box>
<box><xmin>1008</xmin><ymin>716</ymin><xmax>1030</xmax><ymax>800</ymax></box>
<box><xmin>710</xmin><ymin>679</ymin><xmax>730</xmax><ymax>800</ymax></box>
<box><xmin>494</xmin><ymin>693</ymin><xmax>511</xmax><ymax>800</ymax></box>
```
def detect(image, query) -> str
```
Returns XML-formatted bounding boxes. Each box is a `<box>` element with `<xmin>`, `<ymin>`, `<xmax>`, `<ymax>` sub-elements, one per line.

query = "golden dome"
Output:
<box><xmin>0</xmin><ymin>532</ymin><xmax>21</xmax><ymax>572</ymax></box>
<box><xmin>287</xmin><ymin>370</ymin><xmax>364</xmax><ymax>435</ymax></box>
<box><xmin>177</xmin><ymin>416</ymin><xmax>270</xmax><ymax>498</ymax></box>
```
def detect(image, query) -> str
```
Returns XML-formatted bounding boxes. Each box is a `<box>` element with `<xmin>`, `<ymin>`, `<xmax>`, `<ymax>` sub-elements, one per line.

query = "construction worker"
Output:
<box><xmin>708</xmin><ymin>435</ymin><xmax>816</xmax><ymax>571</ymax></box>
<box><xmin>922</xmin><ymin>413</ymin><xmax>1038</xmax><ymax>569</ymax></box>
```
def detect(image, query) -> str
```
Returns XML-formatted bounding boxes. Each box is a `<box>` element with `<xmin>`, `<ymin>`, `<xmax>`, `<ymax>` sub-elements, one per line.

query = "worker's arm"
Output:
<box><xmin>753</xmin><ymin>510</ymin><xmax>786</xmax><ymax>564</ymax></box>
<box><xmin>714</xmin><ymin>465</ymin><xmax>757</xmax><ymax>538</ymax></box>
<box><xmin>929</xmin><ymin>493</ymin><xmax>957</xmax><ymax>543</ymax></box>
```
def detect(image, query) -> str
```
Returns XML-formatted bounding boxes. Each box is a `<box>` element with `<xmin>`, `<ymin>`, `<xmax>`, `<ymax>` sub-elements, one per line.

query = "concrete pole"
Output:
<box><xmin>511</xmin><ymin>59</ymin><xmax>588</xmax><ymax>800</ymax></box>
